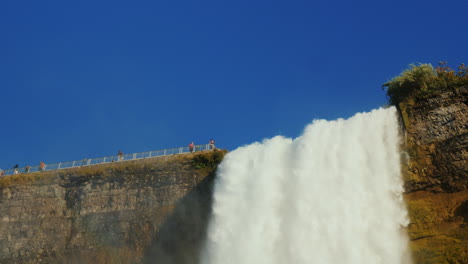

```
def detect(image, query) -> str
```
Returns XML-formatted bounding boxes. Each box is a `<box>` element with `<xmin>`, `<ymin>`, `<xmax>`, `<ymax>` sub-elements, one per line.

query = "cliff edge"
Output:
<box><xmin>0</xmin><ymin>150</ymin><xmax>226</xmax><ymax>264</ymax></box>
<box><xmin>383</xmin><ymin>63</ymin><xmax>467</xmax><ymax>263</ymax></box>
<box><xmin>393</xmin><ymin>77</ymin><xmax>467</xmax><ymax>262</ymax></box>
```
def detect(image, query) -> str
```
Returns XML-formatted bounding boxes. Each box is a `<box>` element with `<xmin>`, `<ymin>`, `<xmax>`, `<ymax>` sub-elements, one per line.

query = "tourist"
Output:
<box><xmin>118</xmin><ymin>150</ymin><xmax>123</xmax><ymax>161</ymax></box>
<box><xmin>25</xmin><ymin>165</ymin><xmax>31</xmax><ymax>173</ymax></box>
<box><xmin>39</xmin><ymin>162</ymin><xmax>45</xmax><ymax>171</ymax></box>
<box><xmin>189</xmin><ymin>142</ymin><xmax>195</xmax><ymax>153</ymax></box>
<box><xmin>209</xmin><ymin>139</ymin><xmax>215</xmax><ymax>150</ymax></box>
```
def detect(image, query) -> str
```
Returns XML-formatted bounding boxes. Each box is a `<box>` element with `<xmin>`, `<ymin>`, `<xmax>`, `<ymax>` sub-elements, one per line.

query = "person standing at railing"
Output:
<box><xmin>209</xmin><ymin>139</ymin><xmax>215</xmax><ymax>150</ymax></box>
<box><xmin>189</xmin><ymin>142</ymin><xmax>195</xmax><ymax>153</ymax></box>
<box><xmin>0</xmin><ymin>169</ymin><xmax>4</xmax><ymax>177</ymax></box>
<box><xmin>13</xmin><ymin>164</ymin><xmax>19</xmax><ymax>174</ymax></box>
<box><xmin>118</xmin><ymin>150</ymin><xmax>123</xmax><ymax>161</ymax></box>
<box><xmin>39</xmin><ymin>161</ymin><xmax>45</xmax><ymax>171</ymax></box>
<box><xmin>25</xmin><ymin>165</ymin><xmax>31</xmax><ymax>173</ymax></box>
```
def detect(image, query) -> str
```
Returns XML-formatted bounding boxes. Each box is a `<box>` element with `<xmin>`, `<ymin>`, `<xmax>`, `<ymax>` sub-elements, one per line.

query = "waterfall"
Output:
<box><xmin>202</xmin><ymin>107</ymin><xmax>411</xmax><ymax>264</ymax></box>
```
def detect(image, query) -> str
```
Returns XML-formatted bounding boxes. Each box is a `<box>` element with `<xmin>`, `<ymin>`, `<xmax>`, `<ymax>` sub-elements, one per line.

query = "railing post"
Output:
<box><xmin>72</xmin><ymin>161</ymin><xmax>75</xmax><ymax>167</ymax></box>
<box><xmin>58</xmin><ymin>162</ymin><xmax>61</xmax><ymax>169</ymax></box>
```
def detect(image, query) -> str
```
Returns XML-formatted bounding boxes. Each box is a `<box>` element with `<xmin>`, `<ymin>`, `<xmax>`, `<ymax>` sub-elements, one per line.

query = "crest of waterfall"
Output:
<box><xmin>202</xmin><ymin>107</ymin><xmax>411</xmax><ymax>264</ymax></box>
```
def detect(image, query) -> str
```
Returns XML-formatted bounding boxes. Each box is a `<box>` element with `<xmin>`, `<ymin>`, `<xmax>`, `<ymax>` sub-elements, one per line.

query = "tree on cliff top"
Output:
<box><xmin>383</xmin><ymin>62</ymin><xmax>468</xmax><ymax>105</ymax></box>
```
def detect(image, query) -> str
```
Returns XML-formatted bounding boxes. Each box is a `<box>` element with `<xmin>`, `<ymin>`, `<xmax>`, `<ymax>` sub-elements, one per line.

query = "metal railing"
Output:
<box><xmin>0</xmin><ymin>144</ymin><xmax>215</xmax><ymax>177</ymax></box>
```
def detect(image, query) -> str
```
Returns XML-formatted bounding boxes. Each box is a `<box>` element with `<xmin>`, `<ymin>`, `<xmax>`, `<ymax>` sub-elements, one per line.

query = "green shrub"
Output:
<box><xmin>192</xmin><ymin>151</ymin><xmax>226</xmax><ymax>169</ymax></box>
<box><xmin>383</xmin><ymin>62</ymin><xmax>468</xmax><ymax>105</ymax></box>
<box><xmin>383</xmin><ymin>64</ymin><xmax>437</xmax><ymax>105</ymax></box>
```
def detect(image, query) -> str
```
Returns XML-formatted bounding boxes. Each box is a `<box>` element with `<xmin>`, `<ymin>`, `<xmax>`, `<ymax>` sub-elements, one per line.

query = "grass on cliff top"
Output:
<box><xmin>383</xmin><ymin>62</ymin><xmax>468</xmax><ymax>105</ymax></box>
<box><xmin>0</xmin><ymin>170</ymin><xmax>57</xmax><ymax>188</ymax></box>
<box><xmin>0</xmin><ymin>150</ymin><xmax>227</xmax><ymax>188</ymax></box>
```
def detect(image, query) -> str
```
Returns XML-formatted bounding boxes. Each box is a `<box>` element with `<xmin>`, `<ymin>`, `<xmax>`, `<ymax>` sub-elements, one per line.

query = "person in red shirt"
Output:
<box><xmin>189</xmin><ymin>142</ymin><xmax>195</xmax><ymax>153</ymax></box>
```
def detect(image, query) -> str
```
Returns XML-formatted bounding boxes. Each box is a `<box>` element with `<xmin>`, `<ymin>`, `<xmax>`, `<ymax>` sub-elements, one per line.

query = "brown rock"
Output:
<box><xmin>399</xmin><ymin>86</ymin><xmax>468</xmax><ymax>263</ymax></box>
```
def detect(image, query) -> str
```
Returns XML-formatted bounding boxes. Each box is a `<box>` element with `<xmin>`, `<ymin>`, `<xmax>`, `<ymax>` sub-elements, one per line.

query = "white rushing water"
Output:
<box><xmin>202</xmin><ymin>107</ymin><xmax>411</xmax><ymax>264</ymax></box>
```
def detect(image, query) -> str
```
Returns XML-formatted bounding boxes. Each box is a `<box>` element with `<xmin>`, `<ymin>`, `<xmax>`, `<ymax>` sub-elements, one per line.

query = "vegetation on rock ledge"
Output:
<box><xmin>192</xmin><ymin>150</ymin><xmax>226</xmax><ymax>169</ymax></box>
<box><xmin>383</xmin><ymin>62</ymin><xmax>467</xmax><ymax>105</ymax></box>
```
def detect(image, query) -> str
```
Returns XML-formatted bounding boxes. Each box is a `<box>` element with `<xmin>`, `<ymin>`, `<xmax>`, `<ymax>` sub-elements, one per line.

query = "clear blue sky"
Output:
<box><xmin>1</xmin><ymin>0</ymin><xmax>466</xmax><ymax>169</ymax></box>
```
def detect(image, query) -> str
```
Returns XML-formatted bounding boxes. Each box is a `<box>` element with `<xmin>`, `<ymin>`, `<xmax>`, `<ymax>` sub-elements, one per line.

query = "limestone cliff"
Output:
<box><xmin>1</xmin><ymin>83</ymin><xmax>466</xmax><ymax>264</ymax></box>
<box><xmin>0</xmin><ymin>150</ymin><xmax>225</xmax><ymax>264</ymax></box>
<box><xmin>399</xmin><ymin>85</ymin><xmax>467</xmax><ymax>263</ymax></box>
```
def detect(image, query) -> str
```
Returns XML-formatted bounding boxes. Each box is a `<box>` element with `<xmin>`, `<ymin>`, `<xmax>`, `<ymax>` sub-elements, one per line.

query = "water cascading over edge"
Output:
<box><xmin>202</xmin><ymin>107</ymin><xmax>411</xmax><ymax>264</ymax></box>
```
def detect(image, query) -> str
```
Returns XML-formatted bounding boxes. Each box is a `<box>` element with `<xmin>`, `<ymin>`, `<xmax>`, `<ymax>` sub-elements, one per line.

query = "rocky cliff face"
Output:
<box><xmin>0</xmin><ymin>150</ymin><xmax>225</xmax><ymax>264</ymax></box>
<box><xmin>1</xmin><ymin>87</ymin><xmax>466</xmax><ymax>264</ymax></box>
<box><xmin>399</xmin><ymin>85</ymin><xmax>467</xmax><ymax>263</ymax></box>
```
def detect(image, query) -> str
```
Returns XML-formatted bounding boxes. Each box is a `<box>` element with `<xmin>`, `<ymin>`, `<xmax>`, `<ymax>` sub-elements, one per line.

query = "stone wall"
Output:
<box><xmin>0</xmin><ymin>150</ymin><xmax>225</xmax><ymax>264</ymax></box>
